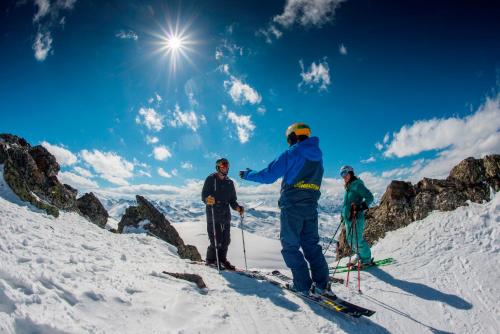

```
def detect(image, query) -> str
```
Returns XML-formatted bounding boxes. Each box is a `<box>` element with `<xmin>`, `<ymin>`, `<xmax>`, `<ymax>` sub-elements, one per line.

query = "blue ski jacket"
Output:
<box><xmin>243</xmin><ymin>136</ymin><xmax>323</xmax><ymax>207</ymax></box>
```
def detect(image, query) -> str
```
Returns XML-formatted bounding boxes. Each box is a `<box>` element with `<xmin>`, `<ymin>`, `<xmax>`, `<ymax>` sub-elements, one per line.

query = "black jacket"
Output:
<box><xmin>202</xmin><ymin>173</ymin><xmax>240</xmax><ymax>224</ymax></box>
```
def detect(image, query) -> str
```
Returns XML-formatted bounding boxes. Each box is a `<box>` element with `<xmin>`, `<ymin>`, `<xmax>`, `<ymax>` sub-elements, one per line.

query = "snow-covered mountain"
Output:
<box><xmin>1</xmin><ymin>167</ymin><xmax>499</xmax><ymax>333</ymax></box>
<box><xmin>100</xmin><ymin>192</ymin><xmax>343</xmax><ymax>243</ymax></box>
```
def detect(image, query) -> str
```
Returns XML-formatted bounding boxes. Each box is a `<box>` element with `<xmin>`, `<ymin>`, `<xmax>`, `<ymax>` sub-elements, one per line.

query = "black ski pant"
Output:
<box><xmin>206</xmin><ymin>221</ymin><xmax>231</xmax><ymax>263</ymax></box>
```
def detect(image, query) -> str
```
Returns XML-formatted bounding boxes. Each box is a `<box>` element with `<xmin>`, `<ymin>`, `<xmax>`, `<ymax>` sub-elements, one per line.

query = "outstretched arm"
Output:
<box><xmin>244</xmin><ymin>151</ymin><xmax>288</xmax><ymax>184</ymax></box>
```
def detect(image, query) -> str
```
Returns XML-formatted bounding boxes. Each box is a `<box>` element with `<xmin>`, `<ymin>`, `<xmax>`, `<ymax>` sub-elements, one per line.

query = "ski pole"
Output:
<box><xmin>240</xmin><ymin>214</ymin><xmax>248</xmax><ymax>271</ymax></box>
<box><xmin>211</xmin><ymin>205</ymin><xmax>221</xmax><ymax>273</ymax></box>
<box><xmin>345</xmin><ymin>216</ymin><xmax>356</xmax><ymax>288</ymax></box>
<box><xmin>323</xmin><ymin>221</ymin><xmax>342</xmax><ymax>255</ymax></box>
<box><xmin>354</xmin><ymin>212</ymin><xmax>362</xmax><ymax>294</ymax></box>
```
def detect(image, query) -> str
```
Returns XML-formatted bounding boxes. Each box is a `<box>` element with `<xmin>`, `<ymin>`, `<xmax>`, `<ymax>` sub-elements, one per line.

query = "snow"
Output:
<box><xmin>0</xmin><ymin>165</ymin><xmax>499</xmax><ymax>333</ymax></box>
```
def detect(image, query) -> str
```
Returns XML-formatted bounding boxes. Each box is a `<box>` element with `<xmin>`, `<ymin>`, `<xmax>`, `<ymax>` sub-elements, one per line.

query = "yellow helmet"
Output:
<box><xmin>286</xmin><ymin>122</ymin><xmax>311</xmax><ymax>145</ymax></box>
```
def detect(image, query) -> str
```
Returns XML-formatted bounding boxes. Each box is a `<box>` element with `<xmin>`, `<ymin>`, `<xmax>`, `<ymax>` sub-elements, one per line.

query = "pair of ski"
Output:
<box><xmin>192</xmin><ymin>260</ymin><xmax>374</xmax><ymax>317</ymax></box>
<box><xmin>328</xmin><ymin>257</ymin><xmax>395</xmax><ymax>284</ymax></box>
<box><xmin>234</xmin><ymin>269</ymin><xmax>375</xmax><ymax>318</ymax></box>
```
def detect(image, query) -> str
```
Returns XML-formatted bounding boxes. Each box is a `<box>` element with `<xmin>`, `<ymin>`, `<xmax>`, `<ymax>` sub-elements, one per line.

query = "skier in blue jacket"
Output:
<box><xmin>240</xmin><ymin>123</ymin><xmax>333</xmax><ymax>297</ymax></box>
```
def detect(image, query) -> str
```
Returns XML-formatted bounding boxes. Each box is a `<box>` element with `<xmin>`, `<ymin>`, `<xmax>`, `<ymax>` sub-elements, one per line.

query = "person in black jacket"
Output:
<box><xmin>201</xmin><ymin>158</ymin><xmax>243</xmax><ymax>270</ymax></box>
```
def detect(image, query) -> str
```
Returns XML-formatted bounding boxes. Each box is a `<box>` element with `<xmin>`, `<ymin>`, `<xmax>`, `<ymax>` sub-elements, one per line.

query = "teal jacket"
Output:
<box><xmin>341</xmin><ymin>178</ymin><xmax>374</xmax><ymax>222</ymax></box>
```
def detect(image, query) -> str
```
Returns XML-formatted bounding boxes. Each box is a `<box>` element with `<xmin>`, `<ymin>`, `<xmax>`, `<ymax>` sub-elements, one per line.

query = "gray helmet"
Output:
<box><xmin>340</xmin><ymin>165</ymin><xmax>354</xmax><ymax>177</ymax></box>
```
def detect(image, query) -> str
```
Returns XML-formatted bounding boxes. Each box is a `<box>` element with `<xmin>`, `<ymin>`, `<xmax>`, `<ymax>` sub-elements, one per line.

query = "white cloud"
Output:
<box><xmin>383</xmin><ymin>132</ymin><xmax>390</xmax><ymax>144</ymax></box>
<box><xmin>29</xmin><ymin>0</ymin><xmax>77</xmax><ymax>61</ymax></box>
<box><xmin>375</xmin><ymin>142</ymin><xmax>383</xmax><ymax>151</ymax></box>
<box><xmin>260</xmin><ymin>0</ymin><xmax>344</xmax><ymax>43</ymax></box>
<box><xmin>153</xmin><ymin>145</ymin><xmax>172</xmax><ymax>161</ymax></box>
<box><xmin>339</xmin><ymin>43</ymin><xmax>347</xmax><ymax>55</ymax></box>
<box><xmin>377</xmin><ymin>94</ymin><xmax>500</xmax><ymax>181</ymax></box>
<box><xmin>80</xmin><ymin>149</ymin><xmax>134</xmax><ymax>186</ymax></box>
<box><xmin>215</xmin><ymin>39</ymin><xmax>244</xmax><ymax>62</ymax></box>
<box><xmin>115</xmin><ymin>30</ymin><xmax>138</xmax><ymax>41</ymax></box>
<box><xmin>41</xmin><ymin>141</ymin><xmax>77</xmax><ymax>166</ymax></box>
<box><xmin>215</xmin><ymin>50</ymin><xmax>223</xmax><ymax>60</ymax></box>
<box><xmin>135</xmin><ymin>107</ymin><xmax>164</xmax><ymax>132</ymax></box>
<box><xmin>361</xmin><ymin>156</ymin><xmax>376</xmax><ymax>164</ymax></box>
<box><xmin>299</xmin><ymin>59</ymin><xmax>331</xmax><ymax>92</ymax></box>
<box><xmin>33</xmin><ymin>30</ymin><xmax>52</xmax><ymax>61</ymax></box>
<box><xmin>157</xmin><ymin>167</ymin><xmax>172</xmax><ymax>178</ymax></box>
<box><xmin>137</xmin><ymin>170</ymin><xmax>152</xmax><ymax>178</ymax></box>
<box><xmin>146</xmin><ymin>135</ymin><xmax>159</xmax><ymax>144</ymax></box>
<box><xmin>168</xmin><ymin>104</ymin><xmax>204</xmax><ymax>132</ymax></box>
<box><xmin>181</xmin><ymin>162</ymin><xmax>193</xmax><ymax>170</ymax></box>
<box><xmin>171</xmin><ymin>168</ymin><xmax>178</xmax><ymax>177</ymax></box>
<box><xmin>58</xmin><ymin>171</ymin><xmax>99</xmax><ymax>190</ymax></box>
<box><xmin>274</xmin><ymin>0</ymin><xmax>345</xmax><ymax>28</ymax></box>
<box><xmin>257</xmin><ymin>106</ymin><xmax>267</xmax><ymax>114</ymax></box>
<box><xmin>73</xmin><ymin>166</ymin><xmax>93</xmax><ymax>178</ymax></box>
<box><xmin>384</xmin><ymin>95</ymin><xmax>500</xmax><ymax>158</ymax></box>
<box><xmin>33</xmin><ymin>0</ymin><xmax>50</xmax><ymax>22</ymax></box>
<box><xmin>224</xmin><ymin>107</ymin><xmax>256</xmax><ymax>144</ymax></box>
<box><xmin>218</xmin><ymin>64</ymin><xmax>230</xmax><ymax>75</ymax></box>
<box><xmin>258</xmin><ymin>25</ymin><xmax>283</xmax><ymax>44</ymax></box>
<box><xmin>224</xmin><ymin>76</ymin><xmax>262</xmax><ymax>105</ymax></box>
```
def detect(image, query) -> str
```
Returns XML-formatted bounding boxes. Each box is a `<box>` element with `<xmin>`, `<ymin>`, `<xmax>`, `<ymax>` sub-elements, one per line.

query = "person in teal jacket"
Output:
<box><xmin>340</xmin><ymin>165</ymin><xmax>374</xmax><ymax>265</ymax></box>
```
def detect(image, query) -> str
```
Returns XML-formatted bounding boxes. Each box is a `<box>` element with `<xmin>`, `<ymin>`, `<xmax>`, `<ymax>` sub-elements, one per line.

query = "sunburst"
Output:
<box><xmin>152</xmin><ymin>18</ymin><xmax>196</xmax><ymax>75</ymax></box>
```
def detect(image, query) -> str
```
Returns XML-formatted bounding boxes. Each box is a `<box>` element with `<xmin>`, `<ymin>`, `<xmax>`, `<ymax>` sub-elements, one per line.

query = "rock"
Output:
<box><xmin>76</xmin><ymin>192</ymin><xmax>109</xmax><ymax>228</ymax></box>
<box><xmin>118</xmin><ymin>195</ymin><xmax>202</xmax><ymax>261</ymax></box>
<box><xmin>483</xmin><ymin>154</ymin><xmax>500</xmax><ymax>192</ymax></box>
<box><xmin>0</xmin><ymin>133</ymin><xmax>78</xmax><ymax>217</ymax></box>
<box><xmin>363</xmin><ymin>181</ymin><xmax>415</xmax><ymax>243</ymax></box>
<box><xmin>162</xmin><ymin>271</ymin><xmax>207</xmax><ymax>289</ymax></box>
<box><xmin>338</xmin><ymin>156</ymin><xmax>498</xmax><ymax>259</ymax></box>
<box><xmin>448</xmin><ymin>157</ymin><xmax>486</xmax><ymax>185</ymax></box>
<box><xmin>0</xmin><ymin>134</ymin><xmax>30</xmax><ymax>148</ymax></box>
<box><xmin>336</xmin><ymin>226</ymin><xmax>352</xmax><ymax>260</ymax></box>
<box><xmin>178</xmin><ymin>245</ymin><xmax>202</xmax><ymax>261</ymax></box>
<box><xmin>29</xmin><ymin>145</ymin><xmax>60</xmax><ymax>177</ymax></box>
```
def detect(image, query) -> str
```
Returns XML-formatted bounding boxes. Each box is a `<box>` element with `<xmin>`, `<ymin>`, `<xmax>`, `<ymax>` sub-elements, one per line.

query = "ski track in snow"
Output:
<box><xmin>0</xmin><ymin>166</ymin><xmax>499</xmax><ymax>333</ymax></box>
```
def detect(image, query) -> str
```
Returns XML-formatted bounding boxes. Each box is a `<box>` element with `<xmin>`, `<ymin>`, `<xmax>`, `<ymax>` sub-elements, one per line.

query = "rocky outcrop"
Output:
<box><xmin>0</xmin><ymin>134</ymin><xmax>78</xmax><ymax>217</ymax></box>
<box><xmin>76</xmin><ymin>192</ymin><xmax>109</xmax><ymax>228</ymax></box>
<box><xmin>337</xmin><ymin>155</ymin><xmax>499</xmax><ymax>259</ymax></box>
<box><xmin>118</xmin><ymin>195</ymin><xmax>202</xmax><ymax>261</ymax></box>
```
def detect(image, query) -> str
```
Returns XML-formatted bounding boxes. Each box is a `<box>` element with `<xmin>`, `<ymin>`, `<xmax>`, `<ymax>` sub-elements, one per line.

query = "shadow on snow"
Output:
<box><xmin>223</xmin><ymin>271</ymin><xmax>391</xmax><ymax>334</ymax></box>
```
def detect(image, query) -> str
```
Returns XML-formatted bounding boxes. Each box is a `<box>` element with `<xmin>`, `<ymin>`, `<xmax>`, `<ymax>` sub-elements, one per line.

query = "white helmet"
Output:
<box><xmin>340</xmin><ymin>165</ymin><xmax>354</xmax><ymax>177</ymax></box>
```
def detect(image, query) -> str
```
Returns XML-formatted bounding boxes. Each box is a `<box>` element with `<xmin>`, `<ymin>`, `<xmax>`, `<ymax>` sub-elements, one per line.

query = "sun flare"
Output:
<box><xmin>166</xmin><ymin>36</ymin><xmax>183</xmax><ymax>51</ymax></box>
<box><xmin>151</xmin><ymin>20</ymin><xmax>196</xmax><ymax>75</ymax></box>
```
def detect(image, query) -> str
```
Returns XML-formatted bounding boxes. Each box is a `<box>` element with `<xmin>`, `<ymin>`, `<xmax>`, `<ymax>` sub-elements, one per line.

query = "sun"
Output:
<box><xmin>150</xmin><ymin>19</ymin><xmax>196</xmax><ymax>75</ymax></box>
<box><xmin>166</xmin><ymin>36</ymin><xmax>183</xmax><ymax>51</ymax></box>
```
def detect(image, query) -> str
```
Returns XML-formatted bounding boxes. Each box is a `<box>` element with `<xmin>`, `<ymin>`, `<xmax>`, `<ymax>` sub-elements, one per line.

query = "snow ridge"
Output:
<box><xmin>0</xmin><ymin>166</ymin><xmax>499</xmax><ymax>333</ymax></box>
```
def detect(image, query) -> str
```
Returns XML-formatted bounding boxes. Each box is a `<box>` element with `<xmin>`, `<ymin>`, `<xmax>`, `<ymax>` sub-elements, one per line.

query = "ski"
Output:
<box><xmin>235</xmin><ymin>270</ymin><xmax>375</xmax><ymax>318</ymax></box>
<box><xmin>329</xmin><ymin>257</ymin><xmax>395</xmax><ymax>273</ymax></box>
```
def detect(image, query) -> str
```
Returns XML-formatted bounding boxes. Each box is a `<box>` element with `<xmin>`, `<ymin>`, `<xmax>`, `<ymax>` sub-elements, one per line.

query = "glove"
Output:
<box><xmin>239</xmin><ymin>168</ymin><xmax>251</xmax><ymax>179</ymax></box>
<box><xmin>356</xmin><ymin>201</ymin><xmax>369</xmax><ymax>212</ymax></box>
<box><xmin>206</xmin><ymin>195</ymin><xmax>215</xmax><ymax>206</ymax></box>
<box><xmin>236</xmin><ymin>206</ymin><xmax>244</xmax><ymax>216</ymax></box>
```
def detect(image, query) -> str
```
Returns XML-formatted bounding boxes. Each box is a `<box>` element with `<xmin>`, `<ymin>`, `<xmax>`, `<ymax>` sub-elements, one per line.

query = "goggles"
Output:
<box><xmin>217</xmin><ymin>162</ymin><xmax>229</xmax><ymax>168</ymax></box>
<box><xmin>340</xmin><ymin>170</ymin><xmax>349</xmax><ymax>178</ymax></box>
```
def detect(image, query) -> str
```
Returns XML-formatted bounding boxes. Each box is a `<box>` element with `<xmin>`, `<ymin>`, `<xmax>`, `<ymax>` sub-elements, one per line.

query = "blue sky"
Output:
<box><xmin>1</xmin><ymin>0</ymin><xmax>499</xmax><ymax>198</ymax></box>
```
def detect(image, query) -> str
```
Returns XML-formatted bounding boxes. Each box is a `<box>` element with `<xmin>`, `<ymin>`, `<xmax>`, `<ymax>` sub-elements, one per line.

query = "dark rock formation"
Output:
<box><xmin>483</xmin><ymin>155</ymin><xmax>500</xmax><ymax>192</ymax></box>
<box><xmin>162</xmin><ymin>271</ymin><xmax>207</xmax><ymax>289</ymax></box>
<box><xmin>337</xmin><ymin>155</ymin><xmax>499</xmax><ymax>259</ymax></box>
<box><xmin>76</xmin><ymin>192</ymin><xmax>109</xmax><ymax>228</ymax></box>
<box><xmin>118</xmin><ymin>195</ymin><xmax>202</xmax><ymax>261</ymax></box>
<box><xmin>0</xmin><ymin>134</ymin><xmax>79</xmax><ymax>217</ymax></box>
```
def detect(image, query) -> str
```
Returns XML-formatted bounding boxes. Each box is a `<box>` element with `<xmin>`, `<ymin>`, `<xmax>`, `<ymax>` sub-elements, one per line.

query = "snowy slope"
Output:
<box><xmin>1</xmin><ymin>166</ymin><xmax>499</xmax><ymax>333</ymax></box>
